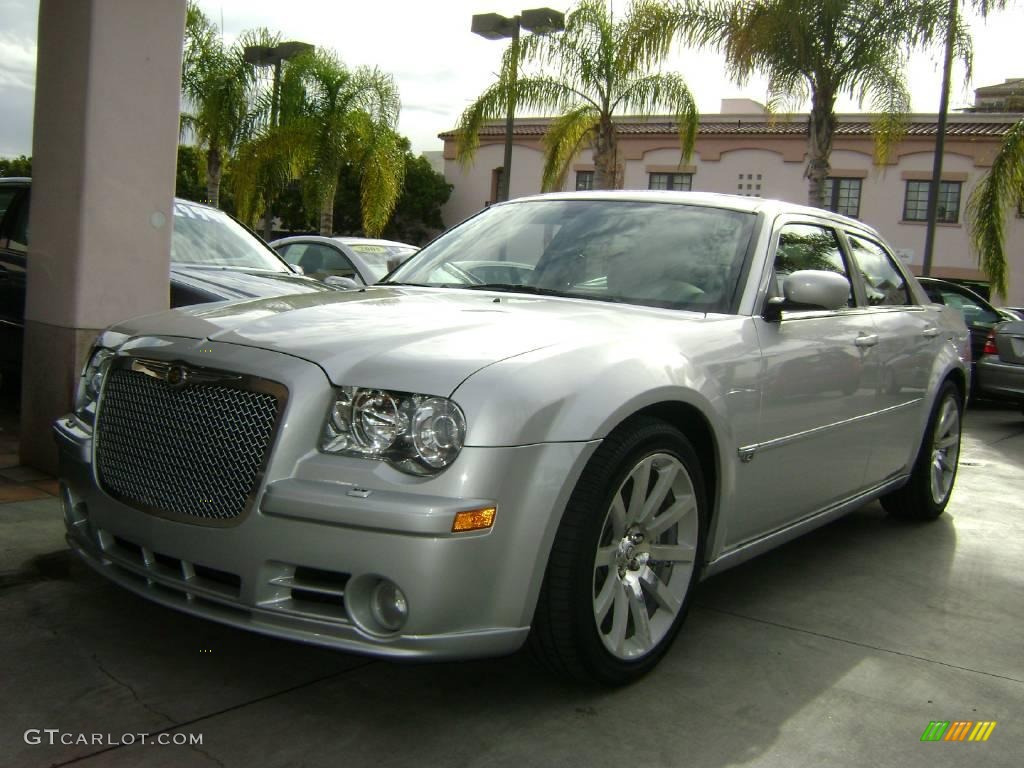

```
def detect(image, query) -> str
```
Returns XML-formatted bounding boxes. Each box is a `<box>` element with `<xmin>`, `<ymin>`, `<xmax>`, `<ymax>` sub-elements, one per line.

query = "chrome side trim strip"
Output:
<box><xmin>737</xmin><ymin>398</ymin><xmax>922</xmax><ymax>459</ymax></box>
<box><xmin>701</xmin><ymin>475</ymin><xmax>908</xmax><ymax>578</ymax></box>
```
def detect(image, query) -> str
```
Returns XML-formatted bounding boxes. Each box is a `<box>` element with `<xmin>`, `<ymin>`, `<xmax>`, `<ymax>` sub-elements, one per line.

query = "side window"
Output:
<box><xmin>0</xmin><ymin>187</ymin><xmax>29</xmax><ymax>252</ymax></box>
<box><xmin>287</xmin><ymin>243</ymin><xmax>358</xmax><ymax>281</ymax></box>
<box><xmin>0</xmin><ymin>188</ymin><xmax>17</xmax><ymax>222</ymax></box>
<box><xmin>275</xmin><ymin>243</ymin><xmax>303</xmax><ymax>267</ymax></box>
<box><xmin>773</xmin><ymin>223</ymin><xmax>853</xmax><ymax>306</ymax></box>
<box><xmin>317</xmin><ymin>246</ymin><xmax>360</xmax><ymax>281</ymax></box>
<box><xmin>847</xmin><ymin>235</ymin><xmax>910</xmax><ymax>306</ymax></box>
<box><xmin>934</xmin><ymin>286</ymin><xmax>1000</xmax><ymax>327</ymax></box>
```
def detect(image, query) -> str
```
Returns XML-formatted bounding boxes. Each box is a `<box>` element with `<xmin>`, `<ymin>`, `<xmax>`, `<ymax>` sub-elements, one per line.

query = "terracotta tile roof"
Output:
<box><xmin>438</xmin><ymin>117</ymin><xmax>1019</xmax><ymax>140</ymax></box>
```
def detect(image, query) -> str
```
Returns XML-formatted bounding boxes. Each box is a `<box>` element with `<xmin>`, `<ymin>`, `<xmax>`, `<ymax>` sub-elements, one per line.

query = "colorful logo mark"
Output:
<box><xmin>920</xmin><ymin>721</ymin><xmax>997</xmax><ymax>742</ymax></box>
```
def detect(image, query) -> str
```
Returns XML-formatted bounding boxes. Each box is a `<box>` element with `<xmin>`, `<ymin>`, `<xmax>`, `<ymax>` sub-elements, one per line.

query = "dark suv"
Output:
<box><xmin>0</xmin><ymin>178</ymin><xmax>335</xmax><ymax>390</ymax></box>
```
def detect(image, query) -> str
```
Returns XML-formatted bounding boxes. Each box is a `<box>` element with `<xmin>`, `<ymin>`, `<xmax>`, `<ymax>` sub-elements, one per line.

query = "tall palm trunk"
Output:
<box><xmin>806</xmin><ymin>89</ymin><xmax>837</xmax><ymax>208</ymax></box>
<box><xmin>319</xmin><ymin>189</ymin><xmax>336</xmax><ymax>235</ymax></box>
<box><xmin>593</xmin><ymin>118</ymin><xmax>619</xmax><ymax>190</ymax></box>
<box><xmin>205</xmin><ymin>147</ymin><xmax>222</xmax><ymax>208</ymax></box>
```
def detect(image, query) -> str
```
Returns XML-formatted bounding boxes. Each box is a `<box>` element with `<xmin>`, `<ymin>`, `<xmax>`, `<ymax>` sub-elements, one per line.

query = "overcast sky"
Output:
<box><xmin>1</xmin><ymin>0</ymin><xmax>1022</xmax><ymax>159</ymax></box>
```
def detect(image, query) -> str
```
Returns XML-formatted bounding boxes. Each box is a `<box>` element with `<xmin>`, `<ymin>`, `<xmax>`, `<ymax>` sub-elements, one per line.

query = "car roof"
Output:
<box><xmin>270</xmin><ymin>235</ymin><xmax>417</xmax><ymax>250</ymax></box>
<box><xmin>506</xmin><ymin>190</ymin><xmax>879</xmax><ymax>235</ymax></box>
<box><xmin>335</xmin><ymin>237</ymin><xmax>416</xmax><ymax>249</ymax></box>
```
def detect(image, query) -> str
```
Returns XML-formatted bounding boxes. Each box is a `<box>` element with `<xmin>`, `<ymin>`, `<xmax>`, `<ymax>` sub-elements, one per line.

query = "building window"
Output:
<box><xmin>575</xmin><ymin>171</ymin><xmax>594</xmax><ymax>191</ymax></box>
<box><xmin>489</xmin><ymin>167</ymin><xmax>504</xmax><ymax>204</ymax></box>
<box><xmin>823</xmin><ymin>177</ymin><xmax>862</xmax><ymax>218</ymax></box>
<box><xmin>649</xmin><ymin>172</ymin><xmax>692</xmax><ymax>191</ymax></box>
<box><xmin>736</xmin><ymin>172</ymin><xmax>763</xmax><ymax>197</ymax></box>
<box><xmin>903</xmin><ymin>180</ymin><xmax>961</xmax><ymax>223</ymax></box>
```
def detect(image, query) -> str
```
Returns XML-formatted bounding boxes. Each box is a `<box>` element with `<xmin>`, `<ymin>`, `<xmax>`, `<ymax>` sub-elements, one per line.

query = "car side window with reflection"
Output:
<box><xmin>931</xmin><ymin>286</ymin><xmax>1001</xmax><ymax>327</ymax></box>
<box><xmin>0</xmin><ymin>187</ymin><xmax>29</xmax><ymax>252</ymax></box>
<box><xmin>846</xmin><ymin>234</ymin><xmax>910</xmax><ymax>306</ymax></box>
<box><xmin>294</xmin><ymin>244</ymin><xmax>359</xmax><ymax>281</ymax></box>
<box><xmin>773</xmin><ymin>224</ymin><xmax>853</xmax><ymax>307</ymax></box>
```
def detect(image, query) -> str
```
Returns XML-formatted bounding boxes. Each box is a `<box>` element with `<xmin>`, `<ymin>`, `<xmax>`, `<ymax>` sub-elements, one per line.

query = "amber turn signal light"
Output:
<box><xmin>452</xmin><ymin>506</ymin><xmax>497</xmax><ymax>533</ymax></box>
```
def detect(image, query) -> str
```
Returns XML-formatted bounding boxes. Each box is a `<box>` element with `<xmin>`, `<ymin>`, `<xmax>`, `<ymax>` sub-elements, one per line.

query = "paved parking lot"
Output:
<box><xmin>1</xmin><ymin>403</ymin><xmax>1021</xmax><ymax>768</ymax></box>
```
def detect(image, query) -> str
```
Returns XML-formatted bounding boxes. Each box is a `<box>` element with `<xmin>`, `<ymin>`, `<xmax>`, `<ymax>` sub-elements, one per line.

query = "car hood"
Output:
<box><xmin>170</xmin><ymin>265</ymin><xmax>335</xmax><ymax>299</ymax></box>
<box><xmin>112</xmin><ymin>287</ymin><xmax>708</xmax><ymax>395</ymax></box>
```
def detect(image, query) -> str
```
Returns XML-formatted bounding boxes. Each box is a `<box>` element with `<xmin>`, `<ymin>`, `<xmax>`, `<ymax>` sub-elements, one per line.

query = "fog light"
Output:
<box><xmin>370</xmin><ymin>580</ymin><xmax>408</xmax><ymax>632</ymax></box>
<box><xmin>452</xmin><ymin>506</ymin><xmax>496</xmax><ymax>533</ymax></box>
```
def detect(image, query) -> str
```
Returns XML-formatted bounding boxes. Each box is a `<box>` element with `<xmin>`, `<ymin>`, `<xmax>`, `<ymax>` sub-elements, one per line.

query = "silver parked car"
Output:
<box><xmin>270</xmin><ymin>235</ymin><xmax>418</xmax><ymax>287</ymax></box>
<box><xmin>977</xmin><ymin>320</ymin><xmax>1024</xmax><ymax>412</ymax></box>
<box><xmin>55</xmin><ymin>192</ymin><xmax>970</xmax><ymax>684</ymax></box>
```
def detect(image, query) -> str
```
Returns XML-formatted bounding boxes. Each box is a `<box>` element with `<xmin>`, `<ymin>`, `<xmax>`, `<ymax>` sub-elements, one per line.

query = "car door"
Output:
<box><xmin>0</xmin><ymin>183</ymin><xmax>29</xmax><ymax>375</ymax></box>
<box><xmin>842</xmin><ymin>232</ymin><xmax>935</xmax><ymax>485</ymax></box>
<box><xmin>734</xmin><ymin>219</ymin><xmax>881</xmax><ymax>545</ymax></box>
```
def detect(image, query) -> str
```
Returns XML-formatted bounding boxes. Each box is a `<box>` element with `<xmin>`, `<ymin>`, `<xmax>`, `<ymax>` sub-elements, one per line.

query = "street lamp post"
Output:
<box><xmin>244</xmin><ymin>41</ymin><xmax>314</xmax><ymax>240</ymax></box>
<box><xmin>471</xmin><ymin>8</ymin><xmax>564</xmax><ymax>203</ymax></box>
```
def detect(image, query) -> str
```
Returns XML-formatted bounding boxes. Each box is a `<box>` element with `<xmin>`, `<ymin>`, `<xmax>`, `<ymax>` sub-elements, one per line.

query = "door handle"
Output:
<box><xmin>922</xmin><ymin>326</ymin><xmax>940</xmax><ymax>338</ymax></box>
<box><xmin>854</xmin><ymin>333</ymin><xmax>878</xmax><ymax>347</ymax></box>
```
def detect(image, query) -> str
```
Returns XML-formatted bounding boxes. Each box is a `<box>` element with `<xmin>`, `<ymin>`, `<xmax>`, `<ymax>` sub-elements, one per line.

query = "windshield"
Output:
<box><xmin>171</xmin><ymin>201</ymin><xmax>290</xmax><ymax>272</ymax></box>
<box><xmin>346</xmin><ymin>243</ymin><xmax>418</xmax><ymax>280</ymax></box>
<box><xmin>385</xmin><ymin>200</ymin><xmax>756</xmax><ymax>313</ymax></box>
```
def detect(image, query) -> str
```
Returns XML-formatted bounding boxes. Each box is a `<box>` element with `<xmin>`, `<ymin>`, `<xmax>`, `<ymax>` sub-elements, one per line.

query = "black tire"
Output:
<box><xmin>528</xmin><ymin>416</ymin><xmax>707</xmax><ymax>685</ymax></box>
<box><xmin>881</xmin><ymin>380</ymin><xmax>963</xmax><ymax>521</ymax></box>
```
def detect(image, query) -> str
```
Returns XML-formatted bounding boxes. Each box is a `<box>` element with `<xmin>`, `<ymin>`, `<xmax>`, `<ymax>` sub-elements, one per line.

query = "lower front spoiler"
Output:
<box><xmin>67</xmin><ymin>534</ymin><xmax>529</xmax><ymax>661</ymax></box>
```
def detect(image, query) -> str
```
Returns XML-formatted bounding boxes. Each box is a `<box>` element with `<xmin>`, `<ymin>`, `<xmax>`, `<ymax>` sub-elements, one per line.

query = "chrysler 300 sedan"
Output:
<box><xmin>55</xmin><ymin>192</ymin><xmax>970</xmax><ymax>684</ymax></box>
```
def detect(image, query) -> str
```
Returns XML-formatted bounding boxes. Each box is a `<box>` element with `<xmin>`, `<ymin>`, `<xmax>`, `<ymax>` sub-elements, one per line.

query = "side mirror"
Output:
<box><xmin>324</xmin><ymin>275</ymin><xmax>360</xmax><ymax>290</ymax></box>
<box><xmin>764</xmin><ymin>270</ymin><xmax>850</xmax><ymax>321</ymax></box>
<box><xmin>290</xmin><ymin>263</ymin><xmax>305</xmax><ymax>275</ymax></box>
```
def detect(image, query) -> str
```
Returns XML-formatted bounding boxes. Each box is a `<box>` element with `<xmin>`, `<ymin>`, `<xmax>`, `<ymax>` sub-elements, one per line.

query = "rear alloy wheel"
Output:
<box><xmin>529</xmin><ymin>417</ymin><xmax>706</xmax><ymax>684</ymax></box>
<box><xmin>882</xmin><ymin>380</ymin><xmax>963</xmax><ymax>520</ymax></box>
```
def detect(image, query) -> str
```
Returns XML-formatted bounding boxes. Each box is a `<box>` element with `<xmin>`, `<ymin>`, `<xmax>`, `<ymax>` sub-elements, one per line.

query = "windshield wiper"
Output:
<box><xmin>461</xmin><ymin>283</ymin><xmax>576</xmax><ymax>298</ymax></box>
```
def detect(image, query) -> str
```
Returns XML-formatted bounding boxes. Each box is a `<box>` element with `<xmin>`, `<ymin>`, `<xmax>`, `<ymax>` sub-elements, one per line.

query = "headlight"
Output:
<box><xmin>321</xmin><ymin>387</ymin><xmax>466</xmax><ymax>474</ymax></box>
<box><xmin>74</xmin><ymin>347</ymin><xmax>115</xmax><ymax>426</ymax></box>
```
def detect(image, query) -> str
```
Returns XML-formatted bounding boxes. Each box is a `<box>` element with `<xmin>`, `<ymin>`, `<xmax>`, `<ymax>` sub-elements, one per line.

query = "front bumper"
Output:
<box><xmin>55</xmin><ymin>342</ymin><xmax>598</xmax><ymax>660</ymax></box>
<box><xmin>976</xmin><ymin>355</ymin><xmax>1024</xmax><ymax>402</ymax></box>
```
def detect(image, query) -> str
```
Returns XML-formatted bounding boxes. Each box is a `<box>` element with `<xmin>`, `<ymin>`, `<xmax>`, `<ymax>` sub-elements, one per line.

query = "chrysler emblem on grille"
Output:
<box><xmin>130</xmin><ymin>358</ymin><xmax>244</xmax><ymax>388</ymax></box>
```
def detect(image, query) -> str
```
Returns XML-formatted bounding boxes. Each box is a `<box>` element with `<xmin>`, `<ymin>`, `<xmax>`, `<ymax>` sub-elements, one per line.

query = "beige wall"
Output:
<box><xmin>442</xmin><ymin>123</ymin><xmax>1024</xmax><ymax>305</ymax></box>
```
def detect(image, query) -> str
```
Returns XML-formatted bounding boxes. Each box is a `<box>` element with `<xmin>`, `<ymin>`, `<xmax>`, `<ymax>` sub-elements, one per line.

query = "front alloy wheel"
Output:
<box><xmin>593</xmin><ymin>453</ymin><xmax>698</xmax><ymax>660</ymax></box>
<box><xmin>529</xmin><ymin>417</ymin><xmax>706</xmax><ymax>684</ymax></box>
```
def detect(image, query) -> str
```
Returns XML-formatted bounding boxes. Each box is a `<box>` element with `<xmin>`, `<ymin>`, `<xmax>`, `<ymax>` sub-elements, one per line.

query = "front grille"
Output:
<box><xmin>95</xmin><ymin>366</ymin><xmax>281</xmax><ymax>523</ymax></box>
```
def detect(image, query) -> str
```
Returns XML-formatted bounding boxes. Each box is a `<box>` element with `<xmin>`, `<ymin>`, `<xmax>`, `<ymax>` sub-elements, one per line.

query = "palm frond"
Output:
<box><xmin>614</xmin><ymin>73</ymin><xmax>699</xmax><ymax>161</ymax></box>
<box><xmin>540</xmin><ymin>105</ymin><xmax>600</xmax><ymax>191</ymax></box>
<box><xmin>968</xmin><ymin>119</ymin><xmax>1024</xmax><ymax>298</ymax></box>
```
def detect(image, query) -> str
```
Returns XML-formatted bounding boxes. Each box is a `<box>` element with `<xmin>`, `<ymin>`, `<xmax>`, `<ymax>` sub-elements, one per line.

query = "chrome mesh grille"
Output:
<box><xmin>95</xmin><ymin>367</ymin><xmax>280</xmax><ymax>522</ymax></box>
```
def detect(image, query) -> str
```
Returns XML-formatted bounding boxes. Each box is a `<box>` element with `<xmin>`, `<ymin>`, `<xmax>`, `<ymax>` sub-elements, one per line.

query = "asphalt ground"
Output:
<box><xmin>1</xmin><ymin>402</ymin><xmax>1021</xmax><ymax>768</ymax></box>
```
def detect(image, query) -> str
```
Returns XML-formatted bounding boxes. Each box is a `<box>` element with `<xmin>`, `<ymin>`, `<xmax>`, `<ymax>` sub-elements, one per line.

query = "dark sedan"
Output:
<box><xmin>0</xmin><ymin>178</ymin><xmax>334</xmax><ymax>389</ymax></box>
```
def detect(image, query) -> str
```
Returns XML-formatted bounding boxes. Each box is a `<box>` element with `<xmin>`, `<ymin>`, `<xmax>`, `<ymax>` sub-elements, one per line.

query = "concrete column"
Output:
<box><xmin>21</xmin><ymin>0</ymin><xmax>186</xmax><ymax>471</ymax></box>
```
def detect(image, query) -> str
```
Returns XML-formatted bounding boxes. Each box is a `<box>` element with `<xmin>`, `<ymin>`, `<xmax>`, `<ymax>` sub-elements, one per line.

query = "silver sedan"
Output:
<box><xmin>270</xmin><ymin>235</ymin><xmax>418</xmax><ymax>287</ymax></box>
<box><xmin>55</xmin><ymin>192</ymin><xmax>970</xmax><ymax>685</ymax></box>
<box><xmin>977</xmin><ymin>320</ymin><xmax>1024</xmax><ymax>412</ymax></box>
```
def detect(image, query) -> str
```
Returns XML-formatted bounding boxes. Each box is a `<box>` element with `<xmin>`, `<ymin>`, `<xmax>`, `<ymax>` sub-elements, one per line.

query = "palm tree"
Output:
<box><xmin>234</xmin><ymin>50</ymin><xmax>405</xmax><ymax>236</ymax></box>
<box><xmin>456</xmin><ymin>0</ymin><xmax>700</xmax><ymax>191</ymax></box>
<box><xmin>179</xmin><ymin>3</ymin><xmax>266</xmax><ymax>209</ymax></box>
<box><xmin>635</xmin><ymin>0</ymin><xmax>971</xmax><ymax>207</ymax></box>
<box><xmin>968</xmin><ymin>120</ymin><xmax>1023</xmax><ymax>299</ymax></box>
